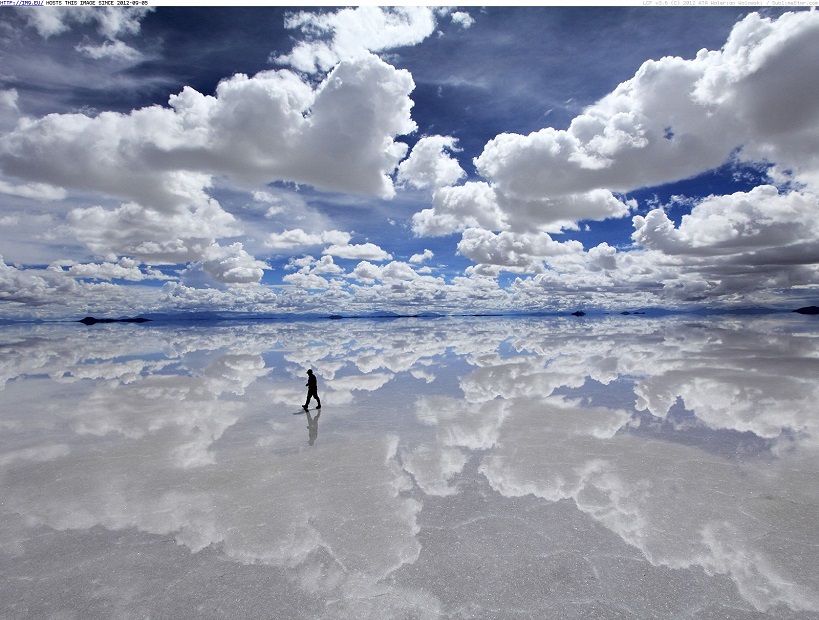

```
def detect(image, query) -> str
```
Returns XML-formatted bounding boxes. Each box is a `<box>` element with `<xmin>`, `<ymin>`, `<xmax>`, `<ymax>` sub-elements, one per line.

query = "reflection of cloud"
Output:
<box><xmin>3</xmin><ymin>429</ymin><xmax>422</xmax><ymax>586</ymax></box>
<box><xmin>4</xmin><ymin>315</ymin><xmax>819</xmax><ymax>616</ymax></box>
<box><xmin>400</xmin><ymin>396</ymin><xmax>509</xmax><ymax>496</ymax></box>
<box><xmin>1</xmin><ymin>324</ymin><xmax>426</xmax><ymax>615</ymax></box>
<box><xmin>480</xmin><ymin>399</ymin><xmax>819</xmax><ymax>613</ymax></box>
<box><xmin>0</xmin><ymin>443</ymin><xmax>70</xmax><ymax>467</ymax></box>
<box><xmin>633</xmin><ymin>318</ymin><xmax>819</xmax><ymax>448</ymax></box>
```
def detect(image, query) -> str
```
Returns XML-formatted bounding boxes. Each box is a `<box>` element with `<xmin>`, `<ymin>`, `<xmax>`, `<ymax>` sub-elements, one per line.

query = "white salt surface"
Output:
<box><xmin>1</xmin><ymin>315</ymin><xmax>818</xmax><ymax>619</ymax></box>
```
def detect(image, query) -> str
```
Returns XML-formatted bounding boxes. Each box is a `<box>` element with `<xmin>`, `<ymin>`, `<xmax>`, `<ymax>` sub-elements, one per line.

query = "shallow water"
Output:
<box><xmin>1</xmin><ymin>315</ymin><xmax>818</xmax><ymax>619</ymax></box>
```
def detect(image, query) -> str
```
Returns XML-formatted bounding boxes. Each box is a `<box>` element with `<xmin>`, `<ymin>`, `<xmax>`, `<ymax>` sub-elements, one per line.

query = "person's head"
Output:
<box><xmin>306</xmin><ymin>369</ymin><xmax>313</xmax><ymax>375</ymax></box>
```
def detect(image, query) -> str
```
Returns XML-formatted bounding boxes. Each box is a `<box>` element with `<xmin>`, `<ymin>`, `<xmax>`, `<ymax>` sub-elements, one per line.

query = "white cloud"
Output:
<box><xmin>282</xmin><ymin>272</ymin><xmax>331</xmax><ymax>290</ymax></box>
<box><xmin>396</xmin><ymin>135</ymin><xmax>465</xmax><ymax>190</ymax></box>
<box><xmin>450</xmin><ymin>11</ymin><xmax>475</xmax><ymax>29</ymax></box>
<box><xmin>409</xmin><ymin>249</ymin><xmax>433</xmax><ymax>264</ymax></box>
<box><xmin>412</xmin><ymin>182</ymin><xmax>631</xmax><ymax>236</ymax></box>
<box><xmin>266</xmin><ymin>229</ymin><xmax>352</xmax><ymax>251</ymax></box>
<box><xmin>0</xmin><ymin>179</ymin><xmax>66</xmax><ymax>201</ymax></box>
<box><xmin>283</xmin><ymin>255</ymin><xmax>345</xmax><ymax>289</ymax></box>
<box><xmin>0</xmin><ymin>255</ymin><xmax>79</xmax><ymax>307</ymax></box>
<box><xmin>325</xmin><ymin>243</ymin><xmax>393</xmax><ymax>261</ymax></box>
<box><xmin>0</xmin><ymin>89</ymin><xmax>18</xmax><ymax>111</ymax></box>
<box><xmin>348</xmin><ymin>260</ymin><xmax>446</xmax><ymax>287</ymax></box>
<box><xmin>457</xmin><ymin>228</ymin><xmax>584</xmax><ymax>273</ymax></box>
<box><xmin>351</xmin><ymin>261</ymin><xmax>382</xmax><ymax>283</ymax></box>
<box><xmin>424</xmin><ymin>10</ymin><xmax>819</xmax><ymax>243</ymax></box>
<box><xmin>66</xmin><ymin>257</ymin><xmax>171</xmax><ymax>282</ymax></box>
<box><xmin>411</xmin><ymin>182</ymin><xmax>506</xmax><ymax>236</ymax></box>
<box><xmin>275</xmin><ymin>6</ymin><xmax>438</xmax><ymax>74</ymax></box>
<box><xmin>189</xmin><ymin>243</ymin><xmax>270</xmax><ymax>285</ymax></box>
<box><xmin>75</xmin><ymin>39</ymin><xmax>142</xmax><ymax>62</ymax></box>
<box><xmin>22</xmin><ymin>7</ymin><xmax>153</xmax><ymax>40</ymax></box>
<box><xmin>633</xmin><ymin>185</ymin><xmax>819</xmax><ymax>257</ymax></box>
<box><xmin>67</xmin><ymin>196</ymin><xmax>240</xmax><ymax>264</ymax></box>
<box><xmin>0</xmin><ymin>53</ymin><xmax>415</xmax><ymax>200</ymax></box>
<box><xmin>0</xmin><ymin>53</ymin><xmax>416</xmax><ymax>277</ymax></box>
<box><xmin>309</xmin><ymin>255</ymin><xmax>344</xmax><ymax>276</ymax></box>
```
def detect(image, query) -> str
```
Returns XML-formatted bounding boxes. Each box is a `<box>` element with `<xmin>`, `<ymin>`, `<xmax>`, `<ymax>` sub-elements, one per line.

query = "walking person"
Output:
<box><xmin>303</xmin><ymin>369</ymin><xmax>321</xmax><ymax>412</ymax></box>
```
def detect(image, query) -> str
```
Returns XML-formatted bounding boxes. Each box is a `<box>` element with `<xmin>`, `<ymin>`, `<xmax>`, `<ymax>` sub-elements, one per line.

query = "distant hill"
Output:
<box><xmin>77</xmin><ymin>316</ymin><xmax>152</xmax><ymax>325</ymax></box>
<box><xmin>794</xmin><ymin>306</ymin><xmax>819</xmax><ymax>315</ymax></box>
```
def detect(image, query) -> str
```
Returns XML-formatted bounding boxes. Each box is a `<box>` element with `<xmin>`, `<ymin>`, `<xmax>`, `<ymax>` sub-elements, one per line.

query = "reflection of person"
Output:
<box><xmin>303</xmin><ymin>369</ymin><xmax>321</xmax><ymax>412</ymax></box>
<box><xmin>306</xmin><ymin>409</ymin><xmax>320</xmax><ymax>446</ymax></box>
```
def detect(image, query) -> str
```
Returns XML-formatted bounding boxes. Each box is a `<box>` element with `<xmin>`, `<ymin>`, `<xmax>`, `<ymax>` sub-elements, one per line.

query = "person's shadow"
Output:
<box><xmin>306</xmin><ymin>410</ymin><xmax>321</xmax><ymax>446</ymax></box>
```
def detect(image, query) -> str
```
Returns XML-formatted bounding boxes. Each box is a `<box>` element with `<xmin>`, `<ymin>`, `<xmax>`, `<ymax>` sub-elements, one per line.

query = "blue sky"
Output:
<box><xmin>1</xmin><ymin>5</ymin><xmax>818</xmax><ymax>318</ymax></box>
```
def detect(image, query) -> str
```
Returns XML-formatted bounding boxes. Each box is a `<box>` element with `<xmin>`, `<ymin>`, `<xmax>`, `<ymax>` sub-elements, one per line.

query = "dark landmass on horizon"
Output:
<box><xmin>77</xmin><ymin>316</ymin><xmax>153</xmax><ymax>325</ymax></box>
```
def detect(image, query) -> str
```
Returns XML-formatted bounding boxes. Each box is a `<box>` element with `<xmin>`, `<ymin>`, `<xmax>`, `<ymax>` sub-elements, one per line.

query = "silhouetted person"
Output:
<box><xmin>303</xmin><ymin>369</ymin><xmax>321</xmax><ymax>412</ymax></box>
<box><xmin>306</xmin><ymin>409</ymin><xmax>320</xmax><ymax>446</ymax></box>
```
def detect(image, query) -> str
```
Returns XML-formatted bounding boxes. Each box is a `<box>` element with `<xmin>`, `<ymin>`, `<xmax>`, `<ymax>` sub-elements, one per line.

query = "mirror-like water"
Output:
<box><xmin>2</xmin><ymin>315</ymin><xmax>818</xmax><ymax>619</ymax></box>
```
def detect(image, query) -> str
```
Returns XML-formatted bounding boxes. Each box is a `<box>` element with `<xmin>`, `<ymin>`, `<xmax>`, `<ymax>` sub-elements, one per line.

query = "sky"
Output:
<box><xmin>1</xmin><ymin>5</ymin><xmax>818</xmax><ymax>319</ymax></box>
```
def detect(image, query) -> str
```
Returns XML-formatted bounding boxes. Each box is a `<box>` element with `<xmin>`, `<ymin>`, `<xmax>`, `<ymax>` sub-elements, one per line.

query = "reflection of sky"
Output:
<box><xmin>1</xmin><ymin>315</ymin><xmax>818</xmax><ymax>617</ymax></box>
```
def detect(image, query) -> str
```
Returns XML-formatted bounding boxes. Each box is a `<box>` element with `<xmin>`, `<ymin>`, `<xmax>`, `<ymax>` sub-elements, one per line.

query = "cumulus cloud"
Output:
<box><xmin>67</xmin><ymin>196</ymin><xmax>239</xmax><ymax>265</ymax></box>
<box><xmin>282</xmin><ymin>272</ymin><xmax>331</xmax><ymax>290</ymax></box>
<box><xmin>1</xmin><ymin>54</ymin><xmax>416</xmax><ymax>202</ymax></box>
<box><xmin>633</xmin><ymin>185</ymin><xmax>819</xmax><ymax>257</ymax></box>
<box><xmin>415</xmin><ymin>10</ymin><xmax>819</xmax><ymax>246</ymax></box>
<box><xmin>396</xmin><ymin>135</ymin><xmax>466</xmax><ymax>190</ymax></box>
<box><xmin>349</xmin><ymin>260</ymin><xmax>430</xmax><ymax>283</ymax></box>
<box><xmin>409</xmin><ymin>249</ymin><xmax>434</xmax><ymax>264</ymax></box>
<box><xmin>275</xmin><ymin>6</ymin><xmax>438</xmax><ymax>74</ymax></box>
<box><xmin>266</xmin><ymin>229</ymin><xmax>352</xmax><ymax>251</ymax></box>
<box><xmin>472</xmin><ymin>11</ymin><xmax>819</xmax><ymax>201</ymax></box>
<box><xmin>65</xmin><ymin>257</ymin><xmax>171</xmax><ymax>282</ymax></box>
<box><xmin>324</xmin><ymin>243</ymin><xmax>393</xmax><ymax>261</ymax></box>
<box><xmin>457</xmin><ymin>228</ymin><xmax>584</xmax><ymax>273</ymax></box>
<box><xmin>449</xmin><ymin>11</ymin><xmax>475</xmax><ymax>29</ymax></box>
<box><xmin>183</xmin><ymin>243</ymin><xmax>270</xmax><ymax>285</ymax></box>
<box><xmin>299</xmin><ymin>255</ymin><xmax>344</xmax><ymax>276</ymax></box>
<box><xmin>412</xmin><ymin>182</ymin><xmax>631</xmax><ymax>236</ymax></box>
<box><xmin>402</xmin><ymin>10</ymin><xmax>819</xmax><ymax>309</ymax></box>
<box><xmin>0</xmin><ymin>255</ymin><xmax>78</xmax><ymax>307</ymax></box>
<box><xmin>0</xmin><ymin>90</ymin><xmax>18</xmax><ymax>110</ymax></box>
<box><xmin>0</xmin><ymin>53</ymin><xmax>417</xmax><ymax>286</ymax></box>
<box><xmin>282</xmin><ymin>255</ymin><xmax>344</xmax><ymax>289</ymax></box>
<box><xmin>411</xmin><ymin>182</ymin><xmax>506</xmax><ymax>236</ymax></box>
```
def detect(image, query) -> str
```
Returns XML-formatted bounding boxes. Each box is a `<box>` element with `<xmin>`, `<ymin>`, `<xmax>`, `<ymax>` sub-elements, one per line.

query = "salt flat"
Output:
<box><xmin>1</xmin><ymin>315</ymin><xmax>818</xmax><ymax>619</ymax></box>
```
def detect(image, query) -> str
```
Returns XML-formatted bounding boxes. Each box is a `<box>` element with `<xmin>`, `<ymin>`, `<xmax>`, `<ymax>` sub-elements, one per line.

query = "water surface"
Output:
<box><xmin>1</xmin><ymin>315</ymin><xmax>818</xmax><ymax>619</ymax></box>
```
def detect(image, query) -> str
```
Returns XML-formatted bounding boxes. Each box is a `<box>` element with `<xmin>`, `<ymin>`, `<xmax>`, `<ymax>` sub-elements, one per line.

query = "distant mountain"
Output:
<box><xmin>794</xmin><ymin>306</ymin><xmax>819</xmax><ymax>315</ymax></box>
<box><xmin>325</xmin><ymin>311</ymin><xmax>444</xmax><ymax>320</ymax></box>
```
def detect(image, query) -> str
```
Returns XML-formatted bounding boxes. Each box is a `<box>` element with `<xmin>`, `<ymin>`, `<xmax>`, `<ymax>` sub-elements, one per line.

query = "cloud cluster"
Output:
<box><xmin>473</xmin><ymin>11</ymin><xmax>819</xmax><ymax>202</ymax></box>
<box><xmin>409</xmin><ymin>10</ymin><xmax>819</xmax><ymax>309</ymax></box>
<box><xmin>397</xmin><ymin>135</ymin><xmax>466</xmax><ymax>191</ymax></box>
<box><xmin>22</xmin><ymin>6</ymin><xmax>153</xmax><ymax>40</ymax></box>
<box><xmin>457</xmin><ymin>228</ymin><xmax>583</xmax><ymax>274</ymax></box>
<box><xmin>0</xmin><ymin>51</ymin><xmax>416</xmax><ymax>287</ymax></box>
<box><xmin>275</xmin><ymin>6</ymin><xmax>439</xmax><ymax>74</ymax></box>
<box><xmin>21</xmin><ymin>6</ymin><xmax>153</xmax><ymax>62</ymax></box>
<box><xmin>3</xmin><ymin>8</ymin><xmax>819</xmax><ymax>318</ymax></box>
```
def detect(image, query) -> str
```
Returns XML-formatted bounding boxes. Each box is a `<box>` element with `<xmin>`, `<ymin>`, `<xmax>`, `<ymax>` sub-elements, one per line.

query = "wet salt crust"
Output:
<box><xmin>1</xmin><ymin>315</ymin><xmax>818</xmax><ymax>619</ymax></box>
